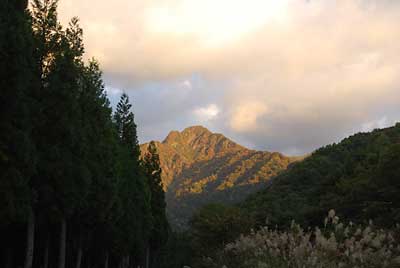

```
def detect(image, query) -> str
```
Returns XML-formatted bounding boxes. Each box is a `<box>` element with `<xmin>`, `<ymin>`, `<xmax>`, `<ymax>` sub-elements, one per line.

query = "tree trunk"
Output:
<box><xmin>119</xmin><ymin>257</ymin><xmax>123</xmax><ymax>268</ymax></box>
<box><xmin>104</xmin><ymin>251</ymin><xmax>109</xmax><ymax>268</ymax></box>
<box><xmin>5</xmin><ymin>247</ymin><xmax>13</xmax><ymax>268</ymax></box>
<box><xmin>75</xmin><ymin>234</ymin><xmax>83</xmax><ymax>268</ymax></box>
<box><xmin>24</xmin><ymin>207</ymin><xmax>35</xmax><ymax>268</ymax></box>
<box><xmin>58</xmin><ymin>218</ymin><xmax>67</xmax><ymax>268</ymax></box>
<box><xmin>43</xmin><ymin>233</ymin><xmax>50</xmax><ymax>268</ymax></box>
<box><xmin>145</xmin><ymin>246</ymin><xmax>150</xmax><ymax>268</ymax></box>
<box><xmin>122</xmin><ymin>256</ymin><xmax>128</xmax><ymax>268</ymax></box>
<box><xmin>152</xmin><ymin>249</ymin><xmax>158</xmax><ymax>268</ymax></box>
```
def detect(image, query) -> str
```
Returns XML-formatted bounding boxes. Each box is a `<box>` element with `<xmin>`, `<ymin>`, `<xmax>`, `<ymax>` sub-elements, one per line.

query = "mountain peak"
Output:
<box><xmin>162</xmin><ymin>125</ymin><xmax>244</xmax><ymax>155</ymax></box>
<box><xmin>163</xmin><ymin>125</ymin><xmax>212</xmax><ymax>145</ymax></box>
<box><xmin>181</xmin><ymin>125</ymin><xmax>211</xmax><ymax>135</ymax></box>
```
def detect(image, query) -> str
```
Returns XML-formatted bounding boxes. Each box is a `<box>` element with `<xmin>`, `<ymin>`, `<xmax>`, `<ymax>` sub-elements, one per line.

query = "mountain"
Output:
<box><xmin>242</xmin><ymin>123</ymin><xmax>400</xmax><ymax>228</ymax></box>
<box><xmin>140</xmin><ymin>126</ymin><xmax>297</xmax><ymax>228</ymax></box>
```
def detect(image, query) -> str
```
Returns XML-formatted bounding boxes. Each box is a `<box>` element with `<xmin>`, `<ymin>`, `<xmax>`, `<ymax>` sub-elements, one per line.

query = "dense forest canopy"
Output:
<box><xmin>242</xmin><ymin>123</ymin><xmax>400</xmax><ymax>228</ymax></box>
<box><xmin>0</xmin><ymin>1</ymin><xmax>168</xmax><ymax>268</ymax></box>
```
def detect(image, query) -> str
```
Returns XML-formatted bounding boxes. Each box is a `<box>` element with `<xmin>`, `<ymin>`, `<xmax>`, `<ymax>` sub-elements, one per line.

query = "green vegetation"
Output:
<box><xmin>143</xmin><ymin>141</ymin><xmax>170</xmax><ymax>268</ymax></box>
<box><xmin>189</xmin><ymin>204</ymin><xmax>255</xmax><ymax>259</ymax></box>
<box><xmin>0</xmin><ymin>1</ymin><xmax>168</xmax><ymax>267</ymax></box>
<box><xmin>243</xmin><ymin>123</ymin><xmax>400</xmax><ymax>228</ymax></box>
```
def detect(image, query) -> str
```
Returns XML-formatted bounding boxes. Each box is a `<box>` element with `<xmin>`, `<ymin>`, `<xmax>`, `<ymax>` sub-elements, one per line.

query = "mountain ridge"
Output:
<box><xmin>141</xmin><ymin>125</ymin><xmax>297</xmax><ymax>228</ymax></box>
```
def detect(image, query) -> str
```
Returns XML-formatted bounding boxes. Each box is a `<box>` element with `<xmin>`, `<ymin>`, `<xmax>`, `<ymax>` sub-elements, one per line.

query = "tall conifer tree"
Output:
<box><xmin>31</xmin><ymin>1</ymin><xmax>87</xmax><ymax>267</ymax></box>
<box><xmin>0</xmin><ymin>1</ymin><xmax>37</xmax><ymax>267</ymax></box>
<box><xmin>113</xmin><ymin>94</ymin><xmax>152</xmax><ymax>266</ymax></box>
<box><xmin>143</xmin><ymin>141</ymin><xmax>169</xmax><ymax>268</ymax></box>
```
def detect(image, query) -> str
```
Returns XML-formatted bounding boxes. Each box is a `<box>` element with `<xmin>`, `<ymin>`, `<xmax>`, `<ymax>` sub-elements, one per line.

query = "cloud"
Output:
<box><xmin>230</xmin><ymin>101</ymin><xmax>268</xmax><ymax>131</ymax></box>
<box><xmin>180</xmin><ymin>80</ymin><xmax>192</xmax><ymax>90</ymax></box>
<box><xmin>57</xmin><ymin>0</ymin><xmax>400</xmax><ymax>154</ymax></box>
<box><xmin>106</xmin><ymin>87</ymin><xmax>123</xmax><ymax>96</ymax></box>
<box><xmin>194</xmin><ymin>104</ymin><xmax>220</xmax><ymax>122</ymax></box>
<box><xmin>361</xmin><ymin>116</ymin><xmax>396</xmax><ymax>132</ymax></box>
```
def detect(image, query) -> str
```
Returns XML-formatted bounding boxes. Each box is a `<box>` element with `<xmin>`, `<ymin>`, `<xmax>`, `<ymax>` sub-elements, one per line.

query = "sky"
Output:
<box><xmin>58</xmin><ymin>0</ymin><xmax>400</xmax><ymax>155</ymax></box>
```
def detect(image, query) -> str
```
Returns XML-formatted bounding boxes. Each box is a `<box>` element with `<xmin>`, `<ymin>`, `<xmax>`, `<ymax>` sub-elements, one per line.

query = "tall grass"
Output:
<box><xmin>206</xmin><ymin>210</ymin><xmax>400</xmax><ymax>268</ymax></box>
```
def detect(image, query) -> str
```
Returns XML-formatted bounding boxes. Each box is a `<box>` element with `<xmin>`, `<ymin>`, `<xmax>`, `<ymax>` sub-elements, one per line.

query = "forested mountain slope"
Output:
<box><xmin>242</xmin><ymin>123</ymin><xmax>400</xmax><ymax>228</ymax></box>
<box><xmin>141</xmin><ymin>126</ymin><xmax>297</xmax><ymax>228</ymax></box>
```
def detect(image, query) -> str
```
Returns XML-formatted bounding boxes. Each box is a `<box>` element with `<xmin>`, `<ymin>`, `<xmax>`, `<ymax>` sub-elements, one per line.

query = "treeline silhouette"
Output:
<box><xmin>0</xmin><ymin>1</ymin><xmax>168</xmax><ymax>268</ymax></box>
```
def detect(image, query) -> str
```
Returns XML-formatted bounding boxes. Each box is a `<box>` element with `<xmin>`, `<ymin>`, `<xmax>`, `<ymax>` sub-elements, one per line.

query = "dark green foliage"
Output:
<box><xmin>0</xmin><ymin>2</ymin><xmax>37</xmax><ymax>267</ymax></box>
<box><xmin>114</xmin><ymin>93</ymin><xmax>140</xmax><ymax>160</ymax></box>
<box><xmin>189</xmin><ymin>203</ymin><xmax>255</xmax><ymax>266</ymax></box>
<box><xmin>0</xmin><ymin>0</ymin><xmax>36</xmax><ymax>227</ymax></box>
<box><xmin>242</xmin><ymin>123</ymin><xmax>400</xmax><ymax>228</ymax></box>
<box><xmin>143</xmin><ymin>141</ymin><xmax>169</xmax><ymax>267</ymax></box>
<box><xmin>157</xmin><ymin>203</ymin><xmax>254</xmax><ymax>268</ymax></box>
<box><xmin>0</xmin><ymin>1</ymin><xmax>169</xmax><ymax>267</ymax></box>
<box><xmin>112</xmin><ymin>93</ymin><xmax>152</xmax><ymax>264</ymax></box>
<box><xmin>158</xmin><ymin>232</ymin><xmax>193</xmax><ymax>268</ymax></box>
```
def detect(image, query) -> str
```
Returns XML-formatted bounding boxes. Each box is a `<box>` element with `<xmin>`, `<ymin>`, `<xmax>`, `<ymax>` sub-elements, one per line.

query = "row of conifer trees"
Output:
<box><xmin>0</xmin><ymin>0</ymin><xmax>169</xmax><ymax>267</ymax></box>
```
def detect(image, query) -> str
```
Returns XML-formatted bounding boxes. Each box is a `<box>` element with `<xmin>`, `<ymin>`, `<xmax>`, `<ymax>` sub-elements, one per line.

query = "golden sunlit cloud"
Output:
<box><xmin>57</xmin><ymin>0</ymin><xmax>400</xmax><ymax>153</ymax></box>
<box><xmin>230</xmin><ymin>101</ymin><xmax>268</xmax><ymax>131</ymax></box>
<box><xmin>144</xmin><ymin>0</ymin><xmax>289</xmax><ymax>47</ymax></box>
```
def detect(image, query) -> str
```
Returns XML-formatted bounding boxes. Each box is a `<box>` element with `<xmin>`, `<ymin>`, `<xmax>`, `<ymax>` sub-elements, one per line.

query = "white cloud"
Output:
<box><xmin>180</xmin><ymin>80</ymin><xmax>192</xmax><ymax>90</ymax></box>
<box><xmin>105</xmin><ymin>86</ymin><xmax>123</xmax><ymax>96</ymax></box>
<box><xmin>194</xmin><ymin>104</ymin><xmax>220</xmax><ymax>122</ymax></box>
<box><xmin>361</xmin><ymin>116</ymin><xmax>395</xmax><ymax>132</ymax></box>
